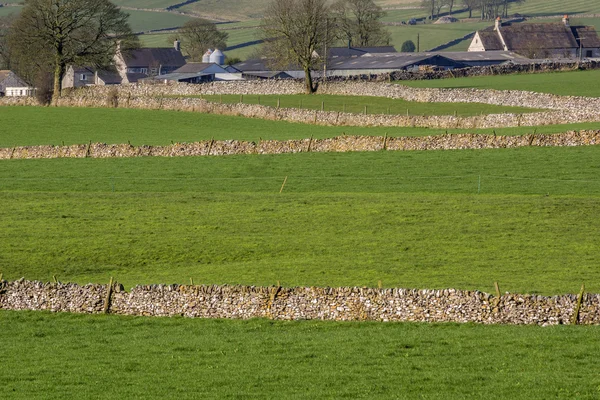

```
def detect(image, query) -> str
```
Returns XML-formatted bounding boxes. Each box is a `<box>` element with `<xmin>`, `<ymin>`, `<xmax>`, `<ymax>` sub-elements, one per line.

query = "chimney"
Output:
<box><xmin>174</xmin><ymin>39</ymin><xmax>181</xmax><ymax>52</ymax></box>
<box><xmin>494</xmin><ymin>17</ymin><xmax>502</xmax><ymax>31</ymax></box>
<box><xmin>563</xmin><ymin>14</ymin><xmax>570</xmax><ymax>27</ymax></box>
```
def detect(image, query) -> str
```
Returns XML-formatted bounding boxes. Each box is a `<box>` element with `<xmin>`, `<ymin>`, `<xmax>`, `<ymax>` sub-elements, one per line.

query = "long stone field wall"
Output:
<box><xmin>0</xmin><ymin>279</ymin><xmax>597</xmax><ymax>325</ymax></box>
<box><xmin>1</xmin><ymin>130</ymin><xmax>599</xmax><ymax>160</ymax></box>
<box><xmin>3</xmin><ymin>79</ymin><xmax>600</xmax><ymax>130</ymax></box>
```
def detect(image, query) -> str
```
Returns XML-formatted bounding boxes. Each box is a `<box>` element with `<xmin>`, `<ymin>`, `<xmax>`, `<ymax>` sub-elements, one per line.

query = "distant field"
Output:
<box><xmin>111</xmin><ymin>0</ymin><xmax>180</xmax><ymax>8</ymax></box>
<box><xmin>2</xmin><ymin>107</ymin><xmax>598</xmax><ymax>147</ymax></box>
<box><xmin>180</xmin><ymin>0</ymin><xmax>271</xmax><ymax>21</ymax></box>
<box><xmin>125</xmin><ymin>9</ymin><xmax>193</xmax><ymax>32</ymax></box>
<box><xmin>399</xmin><ymin>69</ymin><xmax>600</xmax><ymax>97</ymax></box>
<box><xmin>508</xmin><ymin>0</ymin><xmax>600</xmax><ymax>17</ymax></box>
<box><xmin>139</xmin><ymin>21</ymin><xmax>261</xmax><ymax>59</ymax></box>
<box><xmin>199</xmin><ymin>94</ymin><xmax>541</xmax><ymax>116</ymax></box>
<box><xmin>386</xmin><ymin>21</ymin><xmax>491</xmax><ymax>51</ymax></box>
<box><xmin>0</xmin><ymin>5</ymin><xmax>21</xmax><ymax>17</ymax></box>
<box><xmin>1</xmin><ymin>147</ymin><xmax>600</xmax><ymax>294</ymax></box>
<box><xmin>2</xmin><ymin>311</ymin><xmax>600</xmax><ymax>399</ymax></box>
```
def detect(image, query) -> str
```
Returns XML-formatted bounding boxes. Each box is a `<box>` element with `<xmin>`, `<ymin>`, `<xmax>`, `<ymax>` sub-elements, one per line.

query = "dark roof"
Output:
<box><xmin>97</xmin><ymin>70</ymin><xmax>122</xmax><ymax>85</ymax></box>
<box><xmin>328</xmin><ymin>46</ymin><xmax>397</xmax><ymax>57</ymax></box>
<box><xmin>233</xmin><ymin>59</ymin><xmax>270</xmax><ymax>72</ymax></box>
<box><xmin>242</xmin><ymin>71</ymin><xmax>293</xmax><ymax>79</ymax></box>
<box><xmin>329</xmin><ymin>53</ymin><xmax>466</xmax><ymax>70</ymax></box>
<box><xmin>572</xmin><ymin>26</ymin><xmax>600</xmax><ymax>48</ymax></box>
<box><xmin>481</xmin><ymin>23</ymin><xmax>581</xmax><ymax>51</ymax></box>
<box><xmin>173</xmin><ymin>63</ymin><xmax>222</xmax><ymax>73</ymax></box>
<box><xmin>477</xmin><ymin>31</ymin><xmax>504</xmax><ymax>51</ymax></box>
<box><xmin>438</xmin><ymin>50</ymin><xmax>529</xmax><ymax>62</ymax></box>
<box><xmin>0</xmin><ymin>70</ymin><xmax>29</xmax><ymax>89</ymax></box>
<box><xmin>126</xmin><ymin>73</ymin><xmax>149</xmax><ymax>83</ymax></box>
<box><xmin>122</xmin><ymin>48</ymin><xmax>186</xmax><ymax>68</ymax></box>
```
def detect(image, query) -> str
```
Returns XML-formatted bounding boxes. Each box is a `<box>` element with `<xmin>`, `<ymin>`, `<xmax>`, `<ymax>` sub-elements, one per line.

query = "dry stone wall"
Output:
<box><xmin>1</xmin><ymin>131</ymin><xmax>599</xmax><ymax>160</ymax></box>
<box><xmin>1</xmin><ymin>279</ymin><xmax>598</xmax><ymax>325</ymax></box>
<box><xmin>3</xmin><ymin>78</ymin><xmax>600</xmax><ymax>134</ymax></box>
<box><xmin>4</xmin><ymin>79</ymin><xmax>599</xmax><ymax>130</ymax></box>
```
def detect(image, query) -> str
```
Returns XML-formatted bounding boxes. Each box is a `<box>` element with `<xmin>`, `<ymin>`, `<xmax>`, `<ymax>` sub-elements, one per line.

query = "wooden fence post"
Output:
<box><xmin>279</xmin><ymin>176</ymin><xmax>288</xmax><ymax>194</ymax></box>
<box><xmin>103</xmin><ymin>277</ymin><xmax>114</xmax><ymax>314</ymax></box>
<box><xmin>571</xmin><ymin>284</ymin><xmax>585</xmax><ymax>325</ymax></box>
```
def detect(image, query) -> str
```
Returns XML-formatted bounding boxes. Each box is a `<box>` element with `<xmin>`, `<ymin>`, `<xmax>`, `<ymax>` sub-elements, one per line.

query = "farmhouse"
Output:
<box><xmin>469</xmin><ymin>16</ymin><xmax>600</xmax><ymax>59</ymax></box>
<box><xmin>114</xmin><ymin>41</ymin><xmax>186</xmax><ymax>83</ymax></box>
<box><xmin>0</xmin><ymin>70</ymin><xmax>34</xmax><ymax>97</ymax></box>
<box><xmin>62</xmin><ymin>66</ymin><xmax>123</xmax><ymax>88</ymax></box>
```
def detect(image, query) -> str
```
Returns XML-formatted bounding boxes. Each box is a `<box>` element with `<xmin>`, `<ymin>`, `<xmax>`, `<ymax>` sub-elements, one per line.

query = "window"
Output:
<box><xmin>80</xmin><ymin>74</ymin><xmax>87</xmax><ymax>81</ymax></box>
<box><xmin>586</xmin><ymin>50</ymin><xmax>593</xmax><ymax>58</ymax></box>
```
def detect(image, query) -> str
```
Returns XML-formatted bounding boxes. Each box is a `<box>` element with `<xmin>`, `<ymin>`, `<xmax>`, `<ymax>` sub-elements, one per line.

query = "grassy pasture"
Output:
<box><xmin>0</xmin><ymin>5</ymin><xmax>21</xmax><ymax>17</ymax></box>
<box><xmin>125</xmin><ymin>9</ymin><xmax>193</xmax><ymax>32</ymax></box>
<box><xmin>1</xmin><ymin>147</ymin><xmax>600</xmax><ymax>294</ymax></box>
<box><xmin>386</xmin><ymin>21</ymin><xmax>492</xmax><ymax>51</ymax></box>
<box><xmin>400</xmin><ymin>69</ymin><xmax>600</xmax><ymax>97</ymax></box>
<box><xmin>111</xmin><ymin>0</ymin><xmax>180</xmax><ymax>8</ymax></box>
<box><xmin>199</xmin><ymin>94</ymin><xmax>541</xmax><ymax>116</ymax></box>
<box><xmin>508</xmin><ymin>0</ymin><xmax>600</xmax><ymax>17</ymax></box>
<box><xmin>2</xmin><ymin>311</ymin><xmax>600</xmax><ymax>399</ymax></box>
<box><xmin>180</xmin><ymin>0</ymin><xmax>272</xmax><ymax>21</ymax></box>
<box><xmin>2</xmin><ymin>107</ymin><xmax>599</xmax><ymax>147</ymax></box>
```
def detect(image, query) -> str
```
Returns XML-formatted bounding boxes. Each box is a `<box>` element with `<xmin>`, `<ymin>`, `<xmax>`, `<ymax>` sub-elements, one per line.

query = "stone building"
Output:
<box><xmin>0</xmin><ymin>70</ymin><xmax>33</xmax><ymax>97</ymax></box>
<box><xmin>468</xmin><ymin>16</ymin><xmax>600</xmax><ymax>59</ymax></box>
<box><xmin>113</xmin><ymin>41</ymin><xmax>186</xmax><ymax>83</ymax></box>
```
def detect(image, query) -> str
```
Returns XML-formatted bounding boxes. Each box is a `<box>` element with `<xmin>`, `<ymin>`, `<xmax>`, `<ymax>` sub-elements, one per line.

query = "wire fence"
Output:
<box><xmin>2</xmin><ymin>174</ymin><xmax>600</xmax><ymax>196</ymax></box>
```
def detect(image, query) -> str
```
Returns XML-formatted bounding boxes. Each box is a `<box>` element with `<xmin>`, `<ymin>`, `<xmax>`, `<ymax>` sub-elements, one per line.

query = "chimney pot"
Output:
<box><xmin>494</xmin><ymin>17</ymin><xmax>502</xmax><ymax>31</ymax></box>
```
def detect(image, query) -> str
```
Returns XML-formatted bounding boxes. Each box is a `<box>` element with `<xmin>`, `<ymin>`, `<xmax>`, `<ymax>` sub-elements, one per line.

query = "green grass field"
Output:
<box><xmin>2</xmin><ymin>107</ymin><xmax>599</xmax><ymax>147</ymax></box>
<box><xmin>111</xmin><ymin>0</ymin><xmax>180</xmax><ymax>8</ymax></box>
<box><xmin>199</xmin><ymin>94</ymin><xmax>541</xmax><ymax>116</ymax></box>
<box><xmin>138</xmin><ymin>22</ymin><xmax>261</xmax><ymax>59</ymax></box>
<box><xmin>1</xmin><ymin>146</ymin><xmax>600</xmax><ymax>294</ymax></box>
<box><xmin>180</xmin><ymin>0</ymin><xmax>272</xmax><ymax>21</ymax></box>
<box><xmin>1</xmin><ymin>311</ymin><xmax>599</xmax><ymax>399</ymax></box>
<box><xmin>399</xmin><ymin>69</ymin><xmax>600</xmax><ymax>97</ymax></box>
<box><xmin>125</xmin><ymin>9</ymin><xmax>193</xmax><ymax>32</ymax></box>
<box><xmin>0</xmin><ymin>5</ymin><xmax>21</xmax><ymax>17</ymax></box>
<box><xmin>386</xmin><ymin>21</ymin><xmax>492</xmax><ymax>51</ymax></box>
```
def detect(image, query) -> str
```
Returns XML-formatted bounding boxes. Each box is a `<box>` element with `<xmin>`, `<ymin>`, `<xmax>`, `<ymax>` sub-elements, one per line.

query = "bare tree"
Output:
<box><xmin>444</xmin><ymin>0</ymin><xmax>455</xmax><ymax>14</ymax></box>
<box><xmin>332</xmin><ymin>0</ymin><xmax>390</xmax><ymax>47</ymax></box>
<box><xmin>260</xmin><ymin>0</ymin><xmax>331</xmax><ymax>94</ymax></box>
<box><xmin>9</xmin><ymin>0</ymin><xmax>137</xmax><ymax>104</ymax></box>
<box><xmin>168</xmin><ymin>19</ymin><xmax>228</xmax><ymax>62</ymax></box>
<box><xmin>0</xmin><ymin>16</ymin><xmax>11</xmax><ymax>69</ymax></box>
<box><xmin>421</xmin><ymin>0</ymin><xmax>438</xmax><ymax>20</ymax></box>
<box><xmin>462</xmin><ymin>0</ymin><xmax>480</xmax><ymax>18</ymax></box>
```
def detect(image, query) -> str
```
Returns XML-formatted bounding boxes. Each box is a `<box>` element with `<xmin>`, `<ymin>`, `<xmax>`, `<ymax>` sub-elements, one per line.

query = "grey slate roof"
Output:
<box><xmin>328</xmin><ymin>46</ymin><xmax>397</xmax><ymax>57</ymax></box>
<box><xmin>478</xmin><ymin>31</ymin><xmax>504</xmax><ymax>51</ymax></box>
<box><xmin>479</xmin><ymin>22</ymin><xmax>600</xmax><ymax>52</ymax></box>
<box><xmin>572</xmin><ymin>26</ymin><xmax>600</xmax><ymax>48</ymax></box>
<box><xmin>233</xmin><ymin>51</ymin><xmax>529</xmax><ymax>73</ymax></box>
<box><xmin>122</xmin><ymin>48</ymin><xmax>186</xmax><ymax>68</ymax></box>
<box><xmin>0</xmin><ymin>70</ymin><xmax>29</xmax><ymax>92</ymax></box>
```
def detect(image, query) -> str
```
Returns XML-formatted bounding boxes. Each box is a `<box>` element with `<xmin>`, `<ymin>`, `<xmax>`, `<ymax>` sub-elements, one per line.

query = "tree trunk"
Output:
<box><xmin>52</xmin><ymin>59</ymin><xmax>65</xmax><ymax>106</ymax></box>
<box><xmin>304</xmin><ymin>67</ymin><xmax>314</xmax><ymax>94</ymax></box>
